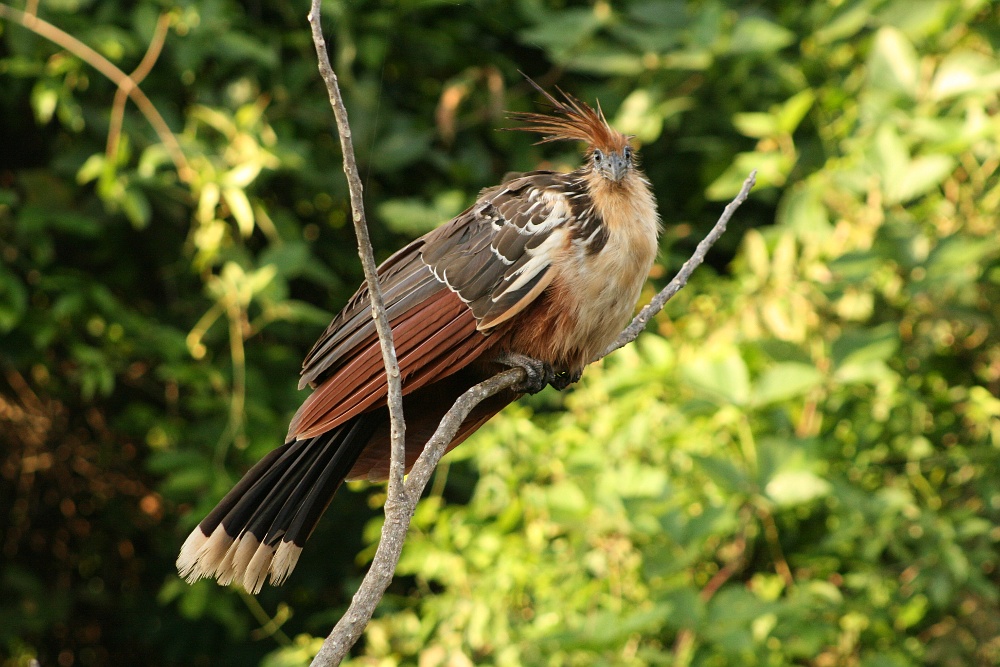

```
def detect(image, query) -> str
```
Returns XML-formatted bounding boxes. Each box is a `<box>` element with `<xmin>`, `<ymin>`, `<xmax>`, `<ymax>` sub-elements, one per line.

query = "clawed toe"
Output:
<box><xmin>496</xmin><ymin>353</ymin><xmax>580</xmax><ymax>394</ymax></box>
<box><xmin>550</xmin><ymin>368</ymin><xmax>583</xmax><ymax>390</ymax></box>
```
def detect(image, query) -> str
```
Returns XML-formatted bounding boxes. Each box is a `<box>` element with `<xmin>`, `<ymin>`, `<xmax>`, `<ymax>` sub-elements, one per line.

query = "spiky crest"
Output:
<box><xmin>507</xmin><ymin>74</ymin><xmax>630</xmax><ymax>155</ymax></box>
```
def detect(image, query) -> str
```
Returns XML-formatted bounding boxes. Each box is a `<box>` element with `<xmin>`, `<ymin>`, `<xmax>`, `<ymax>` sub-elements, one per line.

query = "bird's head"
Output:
<box><xmin>507</xmin><ymin>74</ymin><xmax>636</xmax><ymax>184</ymax></box>
<box><xmin>588</xmin><ymin>142</ymin><xmax>633</xmax><ymax>183</ymax></box>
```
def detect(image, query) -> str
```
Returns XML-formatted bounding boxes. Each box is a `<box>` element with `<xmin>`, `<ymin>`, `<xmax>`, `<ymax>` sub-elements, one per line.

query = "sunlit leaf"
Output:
<box><xmin>884</xmin><ymin>154</ymin><xmax>955</xmax><ymax>205</ymax></box>
<box><xmin>223</xmin><ymin>163</ymin><xmax>262</xmax><ymax>189</ymax></box>
<box><xmin>567</xmin><ymin>49</ymin><xmax>645</xmax><ymax>76</ymax></box>
<box><xmin>614</xmin><ymin>89</ymin><xmax>666</xmax><ymax>142</ymax></box>
<box><xmin>765</xmin><ymin>470</ymin><xmax>831</xmax><ymax>507</ymax></box>
<box><xmin>867</xmin><ymin>27</ymin><xmax>919</xmax><ymax>96</ymax></box>
<box><xmin>733</xmin><ymin>112</ymin><xmax>779</xmax><ymax>139</ymax></box>
<box><xmin>729</xmin><ymin>17</ymin><xmax>795</xmax><ymax>54</ymax></box>
<box><xmin>223</xmin><ymin>187</ymin><xmax>255</xmax><ymax>237</ymax></box>
<box><xmin>752</xmin><ymin>362</ymin><xmax>824</xmax><ymax>406</ymax></box>
<box><xmin>707</xmin><ymin>151</ymin><xmax>791</xmax><ymax>199</ymax></box>
<box><xmin>776</xmin><ymin>89</ymin><xmax>815</xmax><ymax>133</ymax></box>
<box><xmin>30</xmin><ymin>80</ymin><xmax>58</xmax><ymax>124</ymax></box>
<box><xmin>813</xmin><ymin>0</ymin><xmax>874</xmax><ymax>43</ymax></box>
<box><xmin>832</xmin><ymin>324</ymin><xmax>899</xmax><ymax>369</ymax></box>
<box><xmin>930</xmin><ymin>50</ymin><xmax>1000</xmax><ymax>100</ymax></box>
<box><xmin>681</xmin><ymin>349</ymin><xmax>751</xmax><ymax>405</ymax></box>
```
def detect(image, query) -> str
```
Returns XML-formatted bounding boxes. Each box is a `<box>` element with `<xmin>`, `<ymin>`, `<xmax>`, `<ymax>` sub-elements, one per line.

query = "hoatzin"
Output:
<box><xmin>177</xmin><ymin>80</ymin><xmax>661</xmax><ymax>593</ymax></box>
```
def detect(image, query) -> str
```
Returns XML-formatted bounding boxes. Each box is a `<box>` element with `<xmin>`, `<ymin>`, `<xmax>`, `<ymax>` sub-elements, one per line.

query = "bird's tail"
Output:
<box><xmin>175</xmin><ymin>414</ymin><xmax>378</xmax><ymax>593</ymax></box>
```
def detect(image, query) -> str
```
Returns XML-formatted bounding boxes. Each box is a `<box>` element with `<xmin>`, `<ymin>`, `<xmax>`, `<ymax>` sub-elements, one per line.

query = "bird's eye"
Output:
<box><xmin>623</xmin><ymin>145</ymin><xmax>633</xmax><ymax>160</ymax></box>
<box><xmin>593</xmin><ymin>150</ymin><xmax>604</xmax><ymax>163</ymax></box>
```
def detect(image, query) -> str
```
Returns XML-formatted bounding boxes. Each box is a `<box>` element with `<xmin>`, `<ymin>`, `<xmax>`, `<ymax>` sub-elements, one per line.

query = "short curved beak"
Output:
<box><xmin>608</xmin><ymin>152</ymin><xmax>628</xmax><ymax>182</ymax></box>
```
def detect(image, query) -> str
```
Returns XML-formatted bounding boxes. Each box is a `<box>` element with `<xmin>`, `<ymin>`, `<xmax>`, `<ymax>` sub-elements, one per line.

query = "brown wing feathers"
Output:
<box><xmin>289</xmin><ymin>285</ymin><xmax>487</xmax><ymax>440</ymax></box>
<box><xmin>298</xmin><ymin>242</ymin><xmax>437</xmax><ymax>389</ymax></box>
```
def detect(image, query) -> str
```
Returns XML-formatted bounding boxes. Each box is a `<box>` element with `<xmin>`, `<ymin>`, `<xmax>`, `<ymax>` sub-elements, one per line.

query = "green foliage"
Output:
<box><xmin>1</xmin><ymin>0</ymin><xmax>999</xmax><ymax>666</ymax></box>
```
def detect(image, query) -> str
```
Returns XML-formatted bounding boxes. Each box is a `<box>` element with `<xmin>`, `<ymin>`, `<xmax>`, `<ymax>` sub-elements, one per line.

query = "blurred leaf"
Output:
<box><xmin>615</xmin><ymin>89</ymin><xmax>669</xmax><ymax>142</ymax></box>
<box><xmin>776</xmin><ymin>89</ymin><xmax>815</xmax><ymax>133</ymax></box>
<box><xmin>378</xmin><ymin>190</ymin><xmax>465</xmax><ymax>236</ymax></box>
<box><xmin>694</xmin><ymin>456</ymin><xmax>751</xmax><ymax>495</ymax></box>
<box><xmin>519</xmin><ymin>8</ymin><xmax>602</xmax><ymax>54</ymax></box>
<box><xmin>766</xmin><ymin>470</ymin><xmax>832</xmax><ymax>507</ymax></box>
<box><xmin>930</xmin><ymin>50</ymin><xmax>1000</xmax><ymax>100</ymax></box>
<box><xmin>553</xmin><ymin>604</ymin><xmax>673</xmax><ymax>649</ymax></box>
<box><xmin>369</xmin><ymin>128</ymin><xmax>434</xmax><ymax>171</ymax></box>
<box><xmin>868</xmin><ymin>27</ymin><xmax>919</xmax><ymax>97</ymax></box>
<box><xmin>873</xmin><ymin>124</ymin><xmax>910</xmax><ymax>188</ymax></box>
<box><xmin>729</xmin><ymin>17</ymin><xmax>795</xmax><ymax>54</ymax></box>
<box><xmin>261</xmin><ymin>635</ymin><xmax>326</xmax><ymax>667</ymax></box>
<box><xmin>925</xmin><ymin>235</ymin><xmax>995</xmax><ymax>279</ymax></box>
<box><xmin>223</xmin><ymin>187</ymin><xmax>255</xmax><ymax>237</ymax></box>
<box><xmin>30</xmin><ymin>80</ymin><xmax>58</xmax><ymax>124</ymax></box>
<box><xmin>885</xmin><ymin>154</ymin><xmax>955</xmax><ymax>205</ymax></box>
<box><xmin>707</xmin><ymin>151</ymin><xmax>792</xmax><ymax>199</ymax></box>
<box><xmin>813</xmin><ymin>0</ymin><xmax>877</xmax><ymax>43</ymax></box>
<box><xmin>682</xmin><ymin>349</ymin><xmax>751</xmax><ymax>405</ymax></box>
<box><xmin>567</xmin><ymin>48</ymin><xmax>646</xmax><ymax>76</ymax></box>
<box><xmin>832</xmin><ymin>324</ymin><xmax>900</xmax><ymax>369</ymax></box>
<box><xmin>777</xmin><ymin>181</ymin><xmax>831</xmax><ymax>236</ymax></box>
<box><xmin>122</xmin><ymin>187</ymin><xmax>151</xmax><ymax>228</ymax></box>
<box><xmin>0</xmin><ymin>267</ymin><xmax>28</xmax><ymax>333</ymax></box>
<box><xmin>752</xmin><ymin>362</ymin><xmax>824</xmax><ymax>406</ymax></box>
<box><xmin>733</xmin><ymin>112</ymin><xmax>779</xmax><ymax>139</ymax></box>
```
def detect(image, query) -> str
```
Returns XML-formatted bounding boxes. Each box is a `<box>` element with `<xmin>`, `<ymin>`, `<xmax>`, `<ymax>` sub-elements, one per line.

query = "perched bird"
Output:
<box><xmin>177</xmin><ymin>79</ymin><xmax>661</xmax><ymax>593</ymax></box>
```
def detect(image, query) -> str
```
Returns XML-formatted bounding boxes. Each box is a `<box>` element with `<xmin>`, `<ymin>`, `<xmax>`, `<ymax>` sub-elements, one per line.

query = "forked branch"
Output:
<box><xmin>306</xmin><ymin>3</ymin><xmax>756</xmax><ymax>665</ymax></box>
<box><xmin>0</xmin><ymin>3</ymin><xmax>191</xmax><ymax>181</ymax></box>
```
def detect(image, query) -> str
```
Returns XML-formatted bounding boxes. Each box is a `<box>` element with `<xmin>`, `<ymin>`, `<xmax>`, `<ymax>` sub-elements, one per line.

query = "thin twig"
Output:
<box><xmin>106</xmin><ymin>13</ymin><xmax>171</xmax><ymax>163</ymax></box>
<box><xmin>759</xmin><ymin>505</ymin><xmax>795</xmax><ymax>588</ymax></box>
<box><xmin>305</xmin><ymin>3</ymin><xmax>408</xmax><ymax>663</ymax></box>
<box><xmin>306</xmin><ymin>0</ymin><xmax>405</xmax><ymax>494</ymax></box>
<box><xmin>671</xmin><ymin>507</ymin><xmax>752</xmax><ymax>666</ymax></box>
<box><xmin>0</xmin><ymin>3</ymin><xmax>192</xmax><ymax>182</ymax></box>
<box><xmin>599</xmin><ymin>170</ymin><xmax>757</xmax><ymax>360</ymax></box>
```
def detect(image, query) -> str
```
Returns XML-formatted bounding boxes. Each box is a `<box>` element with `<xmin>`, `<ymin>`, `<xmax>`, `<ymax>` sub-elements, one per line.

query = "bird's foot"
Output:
<box><xmin>496</xmin><ymin>353</ymin><xmax>580</xmax><ymax>394</ymax></box>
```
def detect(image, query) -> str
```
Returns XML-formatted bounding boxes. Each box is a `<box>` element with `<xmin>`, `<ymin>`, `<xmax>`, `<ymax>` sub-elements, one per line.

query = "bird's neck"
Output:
<box><xmin>581</xmin><ymin>167</ymin><xmax>661</xmax><ymax>245</ymax></box>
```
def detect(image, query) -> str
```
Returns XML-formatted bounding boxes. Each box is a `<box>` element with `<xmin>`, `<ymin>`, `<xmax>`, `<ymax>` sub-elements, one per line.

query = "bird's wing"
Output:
<box><xmin>424</xmin><ymin>171</ymin><xmax>580</xmax><ymax>330</ymax></box>
<box><xmin>288</xmin><ymin>171</ymin><xmax>583</xmax><ymax>441</ymax></box>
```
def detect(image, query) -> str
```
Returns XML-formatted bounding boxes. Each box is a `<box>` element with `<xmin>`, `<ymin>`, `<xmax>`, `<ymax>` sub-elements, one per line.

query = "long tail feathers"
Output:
<box><xmin>176</xmin><ymin>414</ymin><xmax>377</xmax><ymax>593</ymax></box>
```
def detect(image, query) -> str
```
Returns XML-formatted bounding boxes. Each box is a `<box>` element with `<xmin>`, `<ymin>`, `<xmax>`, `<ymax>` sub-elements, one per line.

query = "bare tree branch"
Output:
<box><xmin>306</xmin><ymin>1</ymin><xmax>406</xmax><ymax>495</ymax></box>
<box><xmin>0</xmin><ymin>3</ymin><xmax>192</xmax><ymax>182</ymax></box>
<box><xmin>106</xmin><ymin>13</ymin><xmax>171</xmax><ymax>163</ymax></box>
<box><xmin>306</xmin><ymin>7</ymin><xmax>756</xmax><ymax>665</ymax></box>
<box><xmin>305</xmin><ymin>2</ymin><xmax>408</xmax><ymax>662</ymax></box>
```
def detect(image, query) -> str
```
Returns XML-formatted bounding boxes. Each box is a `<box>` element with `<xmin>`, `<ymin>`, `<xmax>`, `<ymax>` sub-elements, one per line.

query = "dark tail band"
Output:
<box><xmin>176</xmin><ymin>413</ymin><xmax>377</xmax><ymax>593</ymax></box>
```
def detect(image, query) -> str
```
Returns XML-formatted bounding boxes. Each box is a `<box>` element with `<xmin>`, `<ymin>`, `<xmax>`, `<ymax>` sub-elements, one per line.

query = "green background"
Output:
<box><xmin>1</xmin><ymin>0</ymin><xmax>999</xmax><ymax>665</ymax></box>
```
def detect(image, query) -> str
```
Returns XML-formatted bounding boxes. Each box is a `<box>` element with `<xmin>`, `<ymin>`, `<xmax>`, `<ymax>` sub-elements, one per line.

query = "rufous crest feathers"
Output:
<box><xmin>507</xmin><ymin>73</ymin><xmax>631</xmax><ymax>154</ymax></box>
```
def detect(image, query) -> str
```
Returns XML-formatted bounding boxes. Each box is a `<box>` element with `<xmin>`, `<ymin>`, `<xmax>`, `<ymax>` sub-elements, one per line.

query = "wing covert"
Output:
<box><xmin>422</xmin><ymin>171</ymin><xmax>588</xmax><ymax>331</ymax></box>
